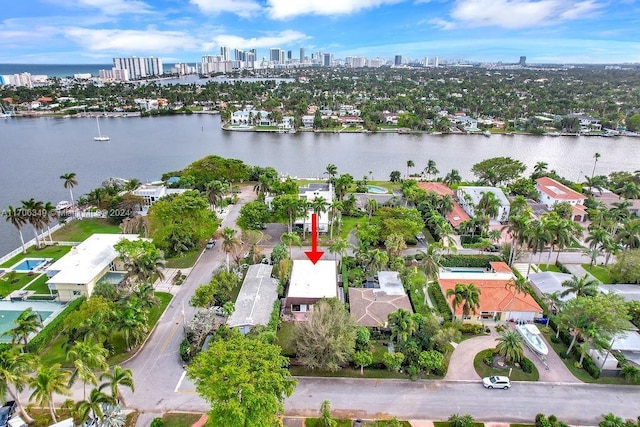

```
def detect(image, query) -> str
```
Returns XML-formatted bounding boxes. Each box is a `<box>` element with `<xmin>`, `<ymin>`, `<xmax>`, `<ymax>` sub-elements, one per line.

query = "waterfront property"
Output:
<box><xmin>535</xmin><ymin>176</ymin><xmax>587</xmax><ymax>222</ymax></box>
<box><xmin>131</xmin><ymin>184</ymin><xmax>188</xmax><ymax>215</ymax></box>
<box><xmin>438</xmin><ymin>261</ymin><xmax>543</xmax><ymax>323</ymax></box>
<box><xmin>227</xmin><ymin>264</ymin><xmax>278</xmax><ymax>334</ymax></box>
<box><xmin>295</xmin><ymin>183</ymin><xmax>334</xmax><ymax>233</ymax></box>
<box><xmin>456</xmin><ymin>186</ymin><xmax>510</xmax><ymax>223</ymax></box>
<box><xmin>348</xmin><ymin>271</ymin><xmax>413</xmax><ymax>327</ymax></box>
<box><xmin>0</xmin><ymin>299</ymin><xmax>66</xmax><ymax>343</ymax></box>
<box><xmin>418</xmin><ymin>182</ymin><xmax>470</xmax><ymax>228</ymax></box>
<box><xmin>45</xmin><ymin>233</ymin><xmax>140</xmax><ymax>302</ymax></box>
<box><xmin>284</xmin><ymin>260</ymin><xmax>338</xmax><ymax>320</ymax></box>
<box><xmin>9</xmin><ymin>257</ymin><xmax>50</xmax><ymax>273</ymax></box>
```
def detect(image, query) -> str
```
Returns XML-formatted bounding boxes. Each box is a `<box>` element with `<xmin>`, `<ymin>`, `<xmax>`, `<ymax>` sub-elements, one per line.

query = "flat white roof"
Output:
<box><xmin>458</xmin><ymin>186</ymin><xmax>509</xmax><ymax>205</ymax></box>
<box><xmin>228</xmin><ymin>264</ymin><xmax>278</xmax><ymax>328</ymax></box>
<box><xmin>287</xmin><ymin>260</ymin><xmax>337</xmax><ymax>299</ymax></box>
<box><xmin>47</xmin><ymin>233</ymin><xmax>141</xmax><ymax>284</ymax></box>
<box><xmin>377</xmin><ymin>271</ymin><xmax>407</xmax><ymax>296</ymax></box>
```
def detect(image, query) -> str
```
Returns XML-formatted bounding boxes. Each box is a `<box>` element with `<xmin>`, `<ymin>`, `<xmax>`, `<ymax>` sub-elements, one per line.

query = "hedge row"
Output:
<box><xmin>440</xmin><ymin>254</ymin><xmax>503</xmax><ymax>268</ymax></box>
<box><xmin>428</xmin><ymin>283</ymin><xmax>453</xmax><ymax>321</ymax></box>
<box><xmin>267</xmin><ymin>299</ymin><xmax>282</xmax><ymax>333</ymax></box>
<box><xmin>29</xmin><ymin>296</ymin><xmax>86</xmax><ymax>354</ymax></box>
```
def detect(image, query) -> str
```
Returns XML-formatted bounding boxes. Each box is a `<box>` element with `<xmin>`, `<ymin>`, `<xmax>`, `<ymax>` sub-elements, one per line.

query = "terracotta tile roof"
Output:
<box><xmin>438</xmin><ymin>278</ymin><xmax>542</xmax><ymax>316</ymax></box>
<box><xmin>490</xmin><ymin>261</ymin><xmax>512</xmax><ymax>273</ymax></box>
<box><xmin>446</xmin><ymin>201</ymin><xmax>470</xmax><ymax>228</ymax></box>
<box><xmin>417</xmin><ymin>182</ymin><xmax>454</xmax><ymax>197</ymax></box>
<box><xmin>348</xmin><ymin>288</ymin><xmax>413</xmax><ymax>327</ymax></box>
<box><xmin>536</xmin><ymin>177</ymin><xmax>586</xmax><ymax>201</ymax></box>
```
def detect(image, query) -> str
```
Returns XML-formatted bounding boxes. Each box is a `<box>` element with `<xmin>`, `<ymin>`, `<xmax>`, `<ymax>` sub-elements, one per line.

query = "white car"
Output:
<box><xmin>482</xmin><ymin>376</ymin><xmax>511</xmax><ymax>389</ymax></box>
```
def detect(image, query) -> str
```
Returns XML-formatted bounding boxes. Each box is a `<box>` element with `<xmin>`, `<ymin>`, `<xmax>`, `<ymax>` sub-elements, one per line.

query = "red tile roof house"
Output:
<box><xmin>437</xmin><ymin>262</ymin><xmax>543</xmax><ymax>323</ymax></box>
<box><xmin>535</xmin><ymin>177</ymin><xmax>588</xmax><ymax>222</ymax></box>
<box><xmin>417</xmin><ymin>182</ymin><xmax>470</xmax><ymax>228</ymax></box>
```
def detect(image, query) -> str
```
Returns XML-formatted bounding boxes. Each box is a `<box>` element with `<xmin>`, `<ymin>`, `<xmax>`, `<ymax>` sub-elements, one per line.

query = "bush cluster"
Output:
<box><xmin>427</xmin><ymin>283</ymin><xmax>452</xmax><ymax>321</ymax></box>
<box><xmin>440</xmin><ymin>254</ymin><xmax>502</xmax><ymax>267</ymax></box>
<box><xmin>459</xmin><ymin>324</ymin><xmax>483</xmax><ymax>335</ymax></box>
<box><xmin>28</xmin><ymin>296</ymin><xmax>85</xmax><ymax>354</ymax></box>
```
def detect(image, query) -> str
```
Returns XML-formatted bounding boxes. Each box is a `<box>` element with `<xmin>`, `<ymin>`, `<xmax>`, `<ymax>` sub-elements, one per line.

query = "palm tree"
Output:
<box><xmin>100</xmin><ymin>365</ymin><xmax>135</xmax><ymax>404</ymax></box>
<box><xmin>29</xmin><ymin>363</ymin><xmax>71</xmax><ymax>423</ymax></box>
<box><xmin>221</xmin><ymin>227</ymin><xmax>242</xmax><ymax>271</ymax></box>
<box><xmin>476</xmin><ymin>191</ymin><xmax>501</xmax><ymax>220</ymax></box>
<box><xmin>365</xmin><ymin>198</ymin><xmax>378</xmax><ymax>220</ymax></box>
<box><xmin>503</xmin><ymin>211</ymin><xmax>530</xmax><ymax>266</ymax></box>
<box><xmin>115</xmin><ymin>301</ymin><xmax>148</xmax><ymax>351</ymax></box>
<box><xmin>328</xmin><ymin>237</ymin><xmax>353</xmax><ymax>262</ymax></box>
<box><xmin>205</xmin><ymin>180</ymin><xmax>227</xmax><ymax>211</ymax></box>
<box><xmin>222</xmin><ymin>301</ymin><xmax>235</xmax><ymax>322</ymax></box>
<box><xmin>446</xmin><ymin>283</ymin><xmax>482</xmax><ymax>318</ymax></box>
<box><xmin>406</xmin><ymin>160</ymin><xmax>414</xmax><ymax>179</ymax></box>
<box><xmin>533</xmin><ymin>161</ymin><xmax>548</xmax><ymax>175</ymax></box>
<box><xmin>495</xmin><ymin>331</ymin><xmax>524</xmax><ymax>363</ymax></box>
<box><xmin>384</xmin><ymin>233</ymin><xmax>406</xmax><ymax>258</ymax></box>
<box><xmin>310</xmin><ymin>196</ymin><xmax>328</xmax><ymax>230</ymax></box>
<box><xmin>67</xmin><ymin>339</ymin><xmax>109</xmax><ymax>399</ymax></box>
<box><xmin>280</xmin><ymin>231</ymin><xmax>301</xmax><ymax>258</ymax></box>
<box><xmin>424</xmin><ymin>159</ymin><xmax>439</xmax><ymax>180</ymax></box>
<box><xmin>4</xmin><ymin>307</ymin><xmax>42</xmax><ymax>352</ymax></box>
<box><xmin>0</xmin><ymin>347</ymin><xmax>37</xmax><ymax>424</ymax></box>
<box><xmin>3</xmin><ymin>205</ymin><xmax>28</xmax><ymax>253</ymax></box>
<box><xmin>417</xmin><ymin>244</ymin><xmax>442</xmax><ymax>283</ymax></box>
<box><xmin>328</xmin><ymin>199</ymin><xmax>343</xmax><ymax>239</ymax></box>
<box><xmin>366</xmin><ymin>248</ymin><xmax>389</xmax><ymax>273</ymax></box>
<box><xmin>616</xmin><ymin>219</ymin><xmax>640</xmax><ymax>249</ymax></box>
<box><xmin>448</xmin><ymin>413</ymin><xmax>476</xmax><ymax>427</ymax></box>
<box><xmin>616</xmin><ymin>181</ymin><xmax>640</xmax><ymax>200</ymax></box>
<box><xmin>21</xmin><ymin>198</ymin><xmax>45</xmax><ymax>248</ymax></box>
<box><xmin>43</xmin><ymin>201</ymin><xmax>58</xmax><ymax>243</ymax></box>
<box><xmin>524</xmin><ymin>219</ymin><xmax>550</xmax><ymax>277</ymax></box>
<box><xmin>388</xmin><ymin>308</ymin><xmax>416</xmax><ymax>343</ymax></box>
<box><xmin>324</xmin><ymin>163</ymin><xmax>338</xmax><ymax>183</ymax></box>
<box><xmin>444</xmin><ymin>169</ymin><xmax>462</xmax><ymax>186</ymax></box>
<box><xmin>124</xmin><ymin>178</ymin><xmax>141</xmax><ymax>191</ymax></box>
<box><xmin>591</xmin><ymin>152</ymin><xmax>601</xmax><ymax>180</ymax></box>
<box><xmin>60</xmin><ymin>172</ymin><xmax>78</xmax><ymax>208</ymax></box>
<box><xmin>561</xmin><ymin>274</ymin><xmax>599</xmax><ymax>298</ymax></box>
<box><xmin>75</xmin><ymin>388</ymin><xmax>115</xmax><ymax>426</ymax></box>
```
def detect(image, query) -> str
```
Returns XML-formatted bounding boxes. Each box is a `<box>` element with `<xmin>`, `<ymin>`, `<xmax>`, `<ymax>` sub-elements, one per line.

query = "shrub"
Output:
<box><xmin>406</xmin><ymin>364</ymin><xmax>420</xmax><ymax>381</ymax></box>
<box><xmin>459</xmin><ymin>323</ymin><xmax>483</xmax><ymax>335</ymax></box>
<box><xmin>180</xmin><ymin>339</ymin><xmax>193</xmax><ymax>363</ymax></box>
<box><xmin>582</xmin><ymin>355</ymin><xmax>600</xmax><ymax>379</ymax></box>
<box><xmin>554</xmin><ymin>260</ymin><xmax>572</xmax><ymax>275</ymax></box>
<box><xmin>520</xmin><ymin>357</ymin><xmax>534</xmax><ymax>373</ymax></box>
<box><xmin>559</xmin><ymin>351</ymin><xmax>569</xmax><ymax>359</ymax></box>
<box><xmin>150</xmin><ymin>418</ymin><xmax>164</xmax><ymax>427</ymax></box>
<box><xmin>536</xmin><ymin>414</ymin><xmax>547</xmax><ymax>427</ymax></box>
<box><xmin>28</xmin><ymin>296</ymin><xmax>85</xmax><ymax>354</ymax></box>
<box><xmin>440</xmin><ymin>254</ymin><xmax>502</xmax><ymax>268</ymax></box>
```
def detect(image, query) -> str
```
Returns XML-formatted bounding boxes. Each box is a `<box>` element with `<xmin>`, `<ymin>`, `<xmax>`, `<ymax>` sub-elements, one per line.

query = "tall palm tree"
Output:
<box><xmin>280</xmin><ymin>231</ymin><xmax>301</xmax><ymax>258</ymax></box>
<box><xmin>43</xmin><ymin>201</ymin><xmax>58</xmax><ymax>243</ymax></box>
<box><xmin>561</xmin><ymin>274</ymin><xmax>599</xmax><ymax>298</ymax></box>
<box><xmin>365</xmin><ymin>198</ymin><xmax>378</xmax><ymax>220</ymax></box>
<box><xmin>29</xmin><ymin>363</ymin><xmax>71</xmax><ymax>423</ymax></box>
<box><xmin>384</xmin><ymin>233</ymin><xmax>406</xmax><ymax>258</ymax></box>
<box><xmin>0</xmin><ymin>347</ymin><xmax>37</xmax><ymax>424</ymax></box>
<box><xmin>328</xmin><ymin>237</ymin><xmax>353</xmax><ymax>262</ymax></box>
<box><xmin>476</xmin><ymin>191</ymin><xmax>501</xmax><ymax>220</ymax></box>
<box><xmin>221</xmin><ymin>227</ymin><xmax>242</xmax><ymax>271</ymax></box>
<box><xmin>366</xmin><ymin>248</ymin><xmax>389</xmax><ymax>273</ymax></box>
<box><xmin>75</xmin><ymin>388</ymin><xmax>115</xmax><ymax>426</ymax></box>
<box><xmin>533</xmin><ymin>161</ymin><xmax>548</xmax><ymax>176</ymax></box>
<box><xmin>616</xmin><ymin>219</ymin><xmax>640</xmax><ymax>249</ymax></box>
<box><xmin>324</xmin><ymin>163</ymin><xmax>338</xmax><ymax>183</ymax></box>
<box><xmin>124</xmin><ymin>178</ymin><xmax>141</xmax><ymax>191</ymax></box>
<box><xmin>67</xmin><ymin>339</ymin><xmax>109</xmax><ymax>399</ymax></box>
<box><xmin>328</xmin><ymin>199</ymin><xmax>343</xmax><ymax>240</ymax></box>
<box><xmin>503</xmin><ymin>211</ymin><xmax>530</xmax><ymax>266</ymax></box>
<box><xmin>388</xmin><ymin>308</ymin><xmax>416</xmax><ymax>343</ymax></box>
<box><xmin>4</xmin><ymin>308</ymin><xmax>42</xmax><ymax>352</ymax></box>
<box><xmin>115</xmin><ymin>302</ymin><xmax>148</xmax><ymax>351</ymax></box>
<box><xmin>310</xmin><ymin>196</ymin><xmax>328</xmax><ymax>231</ymax></box>
<box><xmin>21</xmin><ymin>198</ymin><xmax>45</xmax><ymax>248</ymax></box>
<box><xmin>591</xmin><ymin>152</ymin><xmax>601</xmax><ymax>180</ymax></box>
<box><xmin>446</xmin><ymin>283</ymin><xmax>482</xmax><ymax>318</ymax></box>
<box><xmin>60</xmin><ymin>172</ymin><xmax>78</xmax><ymax>208</ymax></box>
<box><xmin>444</xmin><ymin>169</ymin><xmax>462</xmax><ymax>186</ymax></box>
<box><xmin>100</xmin><ymin>365</ymin><xmax>135</xmax><ymax>404</ymax></box>
<box><xmin>406</xmin><ymin>160</ymin><xmax>414</xmax><ymax>179</ymax></box>
<box><xmin>424</xmin><ymin>159</ymin><xmax>439</xmax><ymax>180</ymax></box>
<box><xmin>495</xmin><ymin>331</ymin><xmax>524</xmax><ymax>363</ymax></box>
<box><xmin>417</xmin><ymin>244</ymin><xmax>442</xmax><ymax>283</ymax></box>
<box><xmin>524</xmin><ymin>219</ymin><xmax>550</xmax><ymax>277</ymax></box>
<box><xmin>3</xmin><ymin>205</ymin><xmax>28</xmax><ymax>253</ymax></box>
<box><xmin>205</xmin><ymin>180</ymin><xmax>227</xmax><ymax>211</ymax></box>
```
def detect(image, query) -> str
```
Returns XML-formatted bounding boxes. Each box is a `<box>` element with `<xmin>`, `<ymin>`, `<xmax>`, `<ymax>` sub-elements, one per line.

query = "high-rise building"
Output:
<box><xmin>287</xmin><ymin>50</ymin><xmax>292</xmax><ymax>60</ymax></box>
<box><xmin>299</xmin><ymin>48</ymin><xmax>305</xmax><ymax>62</ymax></box>
<box><xmin>112</xmin><ymin>57</ymin><xmax>163</xmax><ymax>79</ymax></box>
<box><xmin>220</xmin><ymin>47</ymin><xmax>230</xmax><ymax>61</ymax></box>
<box><xmin>394</xmin><ymin>55</ymin><xmax>403</xmax><ymax>66</ymax></box>
<box><xmin>423</xmin><ymin>56</ymin><xmax>429</xmax><ymax>67</ymax></box>
<box><xmin>433</xmin><ymin>56</ymin><xmax>439</xmax><ymax>67</ymax></box>
<box><xmin>323</xmin><ymin>53</ymin><xmax>331</xmax><ymax>67</ymax></box>
<box><xmin>519</xmin><ymin>56</ymin><xmax>527</xmax><ymax>66</ymax></box>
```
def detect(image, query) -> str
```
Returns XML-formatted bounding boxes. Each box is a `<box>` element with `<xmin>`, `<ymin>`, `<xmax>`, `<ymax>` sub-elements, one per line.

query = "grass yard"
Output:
<box><xmin>162</xmin><ymin>412</ymin><xmax>204</xmax><ymax>427</ymax></box>
<box><xmin>51</xmin><ymin>218</ymin><xmax>122</xmax><ymax>242</ymax></box>
<box><xmin>276</xmin><ymin>321</ymin><xmax>296</xmax><ymax>357</ymax></box>
<box><xmin>339</xmin><ymin>216</ymin><xmax>367</xmax><ymax>240</ymax></box>
<box><xmin>166</xmin><ymin>245</ymin><xmax>204</xmax><ymax>268</ymax></box>
<box><xmin>473</xmin><ymin>349</ymin><xmax>539</xmax><ymax>381</ymax></box>
<box><xmin>289</xmin><ymin>364</ymin><xmax>407</xmax><ymax>379</ymax></box>
<box><xmin>25</xmin><ymin>274</ymin><xmax>52</xmax><ymax>294</ymax></box>
<box><xmin>0</xmin><ymin>245</ymin><xmax>72</xmax><ymax>268</ymax></box>
<box><xmin>537</xmin><ymin>264</ymin><xmax>560</xmax><ymax>273</ymax></box>
<box><xmin>581</xmin><ymin>264</ymin><xmax>614</xmax><ymax>284</ymax></box>
<box><xmin>0</xmin><ymin>273</ymin><xmax>42</xmax><ymax>296</ymax></box>
<box><xmin>305</xmin><ymin>419</ymin><xmax>352</xmax><ymax>427</ymax></box>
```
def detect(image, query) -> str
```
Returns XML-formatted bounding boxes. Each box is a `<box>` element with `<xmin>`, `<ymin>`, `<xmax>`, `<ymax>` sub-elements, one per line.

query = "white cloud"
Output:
<box><xmin>64</xmin><ymin>28</ymin><xmax>200</xmax><ymax>54</ymax></box>
<box><xmin>267</xmin><ymin>0</ymin><xmax>404</xmax><ymax>20</ymax></box>
<box><xmin>206</xmin><ymin>30</ymin><xmax>310</xmax><ymax>50</ymax></box>
<box><xmin>436</xmin><ymin>0</ymin><xmax>605</xmax><ymax>29</ymax></box>
<box><xmin>190</xmin><ymin>0</ymin><xmax>262</xmax><ymax>18</ymax></box>
<box><xmin>47</xmin><ymin>0</ymin><xmax>153</xmax><ymax>16</ymax></box>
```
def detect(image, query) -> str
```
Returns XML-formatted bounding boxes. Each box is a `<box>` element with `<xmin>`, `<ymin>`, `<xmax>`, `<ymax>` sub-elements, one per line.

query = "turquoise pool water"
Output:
<box><xmin>0</xmin><ymin>300</ymin><xmax>64</xmax><ymax>343</ymax></box>
<box><xmin>97</xmin><ymin>271</ymin><xmax>126</xmax><ymax>285</ymax></box>
<box><xmin>367</xmin><ymin>185</ymin><xmax>388</xmax><ymax>194</ymax></box>
<box><xmin>11</xmin><ymin>258</ymin><xmax>46</xmax><ymax>272</ymax></box>
<box><xmin>445</xmin><ymin>268</ymin><xmax>487</xmax><ymax>273</ymax></box>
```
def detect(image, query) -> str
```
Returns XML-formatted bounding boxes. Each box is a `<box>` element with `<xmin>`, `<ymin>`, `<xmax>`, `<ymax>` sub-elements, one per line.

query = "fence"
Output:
<box><xmin>0</xmin><ymin>218</ymin><xmax>76</xmax><ymax>266</ymax></box>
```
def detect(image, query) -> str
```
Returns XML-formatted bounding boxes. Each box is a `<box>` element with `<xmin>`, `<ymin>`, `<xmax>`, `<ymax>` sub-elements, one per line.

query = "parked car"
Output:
<box><xmin>486</xmin><ymin>244</ymin><xmax>501</xmax><ymax>252</ymax></box>
<box><xmin>482</xmin><ymin>375</ymin><xmax>511</xmax><ymax>389</ymax></box>
<box><xmin>0</xmin><ymin>401</ymin><xmax>16</xmax><ymax>427</ymax></box>
<box><xmin>206</xmin><ymin>239</ymin><xmax>215</xmax><ymax>249</ymax></box>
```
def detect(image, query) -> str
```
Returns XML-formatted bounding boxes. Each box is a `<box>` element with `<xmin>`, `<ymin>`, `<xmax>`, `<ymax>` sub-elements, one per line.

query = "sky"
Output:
<box><xmin>1</xmin><ymin>0</ymin><xmax>640</xmax><ymax>64</ymax></box>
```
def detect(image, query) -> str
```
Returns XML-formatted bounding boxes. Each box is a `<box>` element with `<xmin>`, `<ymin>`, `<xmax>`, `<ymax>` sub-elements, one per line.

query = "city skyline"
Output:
<box><xmin>1</xmin><ymin>0</ymin><xmax>640</xmax><ymax>64</ymax></box>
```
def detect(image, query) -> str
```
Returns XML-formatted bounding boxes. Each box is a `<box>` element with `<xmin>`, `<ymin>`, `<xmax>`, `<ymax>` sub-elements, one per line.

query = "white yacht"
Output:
<box><xmin>516</xmin><ymin>324</ymin><xmax>548</xmax><ymax>355</ymax></box>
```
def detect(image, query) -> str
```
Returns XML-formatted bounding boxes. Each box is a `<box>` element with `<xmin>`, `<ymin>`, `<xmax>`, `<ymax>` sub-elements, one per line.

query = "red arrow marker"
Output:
<box><xmin>305</xmin><ymin>213</ymin><xmax>324</xmax><ymax>264</ymax></box>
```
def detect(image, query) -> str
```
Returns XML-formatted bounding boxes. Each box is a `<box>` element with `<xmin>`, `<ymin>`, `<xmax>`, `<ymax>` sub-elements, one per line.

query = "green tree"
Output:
<box><xmin>448</xmin><ymin>413</ymin><xmax>476</xmax><ymax>427</ymax></box>
<box><xmin>352</xmin><ymin>350</ymin><xmax>373</xmax><ymax>375</ymax></box>
<box><xmin>29</xmin><ymin>363</ymin><xmax>71</xmax><ymax>423</ymax></box>
<box><xmin>4</xmin><ymin>307</ymin><xmax>42</xmax><ymax>352</ymax></box>
<box><xmin>471</xmin><ymin>157</ymin><xmax>526</xmax><ymax>186</ymax></box>
<box><xmin>382</xmin><ymin>352</ymin><xmax>404</xmax><ymax>372</ymax></box>
<box><xmin>272</xmin><ymin>194</ymin><xmax>305</xmax><ymax>233</ymax></box>
<box><xmin>75</xmin><ymin>388</ymin><xmax>115</xmax><ymax>426</ymax></box>
<box><xmin>418</xmin><ymin>350</ymin><xmax>445</xmax><ymax>375</ymax></box>
<box><xmin>385</xmin><ymin>233</ymin><xmax>407</xmax><ymax>258</ymax></box>
<box><xmin>388</xmin><ymin>308</ymin><xmax>416</xmax><ymax>344</ymax></box>
<box><xmin>495</xmin><ymin>331</ymin><xmax>525</xmax><ymax>363</ymax></box>
<box><xmin>221</xmin><ymin>227</ymin><xmax>242</xmax><ymax>271</ymax></box>
<box><xmin>444</xmin><ymin>169</ymin><xmax>462</xmax><ymax>186</ymax></box>
<box><xmin>611</xmin><ymin>249</ymin><xmax>640</xmax><ymax>284</ymax></box>
<box><xmin>0</xmin><ymin>347</ymin><xmax>37</xmax><ymax>424</ymax></box>
<box><xmin>319</xmin><ymin>400</ymin><xmax>337</xmax><ymax>427</ymax></box>
<box><xmin>99</xmin><ymin>365</ymin><xmax>135</xmax><ymax>404</ymax></box>
<box><xmin>406</xmin><ymin>160</ymin><xmax>415</xmax><ymax>179</ymax></box>
<box><xmin>187</xmin><ymin>334</ymin><xmax>296</xmax><ymax>427</ymax></box>
<box><xmin>294</xmin><ymin>299</ymin><xmax>357</xmax><ymax>372</ymax></box>
<box><xmin>60</xmin><ymin>172</ymin><xmax>78</xmax><ymax>208</ymax></box>
<box><xmin>237</xmin><ymin>201</ymin><xmax>269</xmax><ymax>230</ymax></box>
<box><xmin>600</xmin><ymin>413</ymin><xmax>625</xmax><ymax>427</ymax></box>
<box><xmin>67</xmin><ymin>339</ymin><xmax>109</xmax><ymax>399</ymax></box>
<box><xmin>446</xmin><ymin>283</ymin><xmax>482</xmax><ymax>317</ymax></box>
<box><xmin>627</xmin><ymin>113</ymin><xmax>640</xmax><ymax>132</ymax></box>
<box><xmin>2</xmin><ymin>205</ymin><xmax>28</xmax><ymax>253</ymax></box>
<box><xmin>561</xmin><ymin>274</ymin><xmax>599</xmax><ymax>298</ymax></box>
<box><xmin>204</xmin><ymin>180</ymin><xmax>228</xmax><ymax>211</ymax></box>
<box><xmin>114</xmin><ymin>238</ymin><xmax>166</xmax><ymax>286</ymax></box>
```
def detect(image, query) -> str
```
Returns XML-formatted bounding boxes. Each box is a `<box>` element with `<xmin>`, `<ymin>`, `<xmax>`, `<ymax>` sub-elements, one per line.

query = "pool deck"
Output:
<box><xmin>9</xmin><ymin>257</ymin><xmax>54</xmax><ymax>273</ymax></box>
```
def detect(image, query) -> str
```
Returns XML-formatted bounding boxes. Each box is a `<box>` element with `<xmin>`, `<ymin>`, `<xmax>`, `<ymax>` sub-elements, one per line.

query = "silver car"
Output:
<box><xmin>482</xmin><ymin>376</ymin><xmax>511</xmax><ymax>389</ymax></box>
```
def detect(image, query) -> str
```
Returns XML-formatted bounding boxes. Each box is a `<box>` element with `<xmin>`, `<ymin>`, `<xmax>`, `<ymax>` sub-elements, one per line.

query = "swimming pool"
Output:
<box><xmin>11</xmin><ymin>258</ymin><xmax>47</xmax><ymax>272</ymax></box>
<box><xmin>0</xmin><ymin>300</ymin><xmax>65</xmax><ymax>343</ymax></box>
<box><xmin>97</xmin><ymin>271</ymin><xmax>127</xmax><ymax>285</ymax></box>
<box><xmin>367</xmin><ymin>185</ymin><xmax>388</xmax><ymax>194</ymax></box>
<box><xmin>445</xmin><ymin>267</ymin><xmax>487</xmax><ymax>273</ymax></box>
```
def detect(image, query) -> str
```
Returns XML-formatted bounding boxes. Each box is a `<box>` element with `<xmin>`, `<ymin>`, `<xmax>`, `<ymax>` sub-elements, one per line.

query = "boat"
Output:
<box><xmin>483</xmin><ymin>131</ymin><xmax>491</xmax><ymax>137</ymax></box>
<box><xmin>55</xmin><ymin>201</ymin><xmax>71</xmax><ymax>211</ymax></box>
<box><xmin>547</xmin><ymin>132</ymin><xmax>560</xmax><ymax>137</ymax></box>
<box><xmin>516</xmin><ymin>324</ymin><xmax>548</xmax><ymax>355</ymax></box>
<box><xmin>94</xmin><ymin>116</ymin><xmax>110</xmax><ymax>141</ymax></box>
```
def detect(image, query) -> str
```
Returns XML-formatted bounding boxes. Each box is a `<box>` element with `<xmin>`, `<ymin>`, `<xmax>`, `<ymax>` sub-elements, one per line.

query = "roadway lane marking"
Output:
<box><xmin>174</xmin><ymin>370</ymin><xmax>186</xmax><ymax>393</ymax></box>
<box><xmin>161</xmin><ymin>314</ymin><xmax>183</xmax><ymax>354</ymax></box>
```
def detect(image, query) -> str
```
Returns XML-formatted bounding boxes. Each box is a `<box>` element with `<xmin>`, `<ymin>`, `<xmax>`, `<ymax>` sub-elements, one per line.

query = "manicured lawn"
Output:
<box><xmin>166</xmin><ymin>246</ymin><xmax>203</xmax><ymax>268</ymax></box>
<box><xmin>306</xmin><ymin>419</ymin><xmax>352</xmax><ymax>427</ymax></box>
<box><xmin>289</xmin><ymin>364</ymin><xmax>408</xmax><ymax>379</ymax></box>
<box><xmin>0</xmin><ymin>245</ymin><xmax>72</xmax><ymax>268</ymax></box>
<box><xmin>25</xmin><ymin>274</ymin><xmax>53</xmax><ymax>294</ymax></box>
<box><xmin>538</xmin><ymin>264</ymin><xmax>560</xmax><ymax>273</ymax></box>
<box><xmin>434</xmin><ymin>422</ymin><xmax>484</xmax><ymax>427</ymax></box>
<box><xmin>339</xmin><ymin>216</ymin><xmax>367</xmax><ymax>239</ymax></box>
<box><xmin>162</xmin><ymin>412</ymin><xmax>204</xmax><ymax>427</ymax></box>
<box><xmin>0</xmin><ymin>272</ymin><xmax>41</xmax><ymax>296</ymax></box>
<box><xmin>51</xmin><ymin>218</ymin><xmax>122</xmax><ymax>242</ymax></box>
<box><xmin>581</xmin><ymin>264</ymin><xmax>614</xmax><ymax>284</ymax></box>
<box><xmin>276</xmin><ymin>321</ymin><xmax>296</xmax><ymax>357</ymax></box>
<box><xmin>473</xmin><ymin>349</ymin><xmax>539</xmax><ymax>381</ymax></box>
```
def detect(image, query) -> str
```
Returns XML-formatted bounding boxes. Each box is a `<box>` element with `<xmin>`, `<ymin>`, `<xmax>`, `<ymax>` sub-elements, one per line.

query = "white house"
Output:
<box><xmin>131</xmin><ymin>184</ymin><xmax>187</xmax><ymax>215</ymax></box>
<box><xmin>295</xmin><ymin>183</ymin><xmax>334</xmax><ymax>233</ymax></box>
<box><xmin>457</xmin><ymin>186</ymin><xmax>510</xmax><ymax>223</ymax></box>
<box><xmin>46</xmin><ymin>234</ymin><xmax>142</xmax><ymax>302</ymax></box>
<box><xmin>227</xmin><ymin>264</ymin><xmax>279</xmax><ymax>334</ymax></box>
<box><xmin>231</xmin><ymin>110</ymin><xmax>271</xmax><ymax>126</ymax></box>
<box><xmin>454</xmin><ymin>115</ymin><xmax>479</xmax><ymax>132</ymax></box>
<box><xmin>284</xmin><ymin>260</ymin><xmax>337</xmax><ymax>320</ymax></box>
<box><xmin>535</xmin><ymin>177</ymin><xmax>587</xmax><ymax>222</ymax></box>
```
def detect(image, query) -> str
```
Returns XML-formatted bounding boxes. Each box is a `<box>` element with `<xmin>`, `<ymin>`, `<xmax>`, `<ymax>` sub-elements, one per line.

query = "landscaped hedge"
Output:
<box><xmin>440</xmin><ymin>254</ymin><xmax>502</xmax><ymax>268</ymax></box>
<box><xmin>29</xmin><ymin>296</ymin><xmax>86</xmax><ymax>354</ymax></box>
<box><xmin>428</xmin><ymin>283</ymin><xmax>452</xmax><ymax>321</ymax></box>
<box><xmin>555</xmin><ymin>260</ymin><xmax>572</xmax><ymax>275</ymax></box>
<box><xmin>267</xmin><ymin>299</ymin><xmax>282</xmax><ymax>333</ymax></box>
<box><xmin>459</xmin><ymin>323</ymin><xmax>484</xmax><ymax>335</ymax></box>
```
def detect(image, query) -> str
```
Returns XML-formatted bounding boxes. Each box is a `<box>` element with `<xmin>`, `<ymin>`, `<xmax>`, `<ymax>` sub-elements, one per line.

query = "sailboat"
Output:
<box><xmin>94</xmin><ymin>116</ymin><xmax>110</xmax><ymax>141</ymax></box>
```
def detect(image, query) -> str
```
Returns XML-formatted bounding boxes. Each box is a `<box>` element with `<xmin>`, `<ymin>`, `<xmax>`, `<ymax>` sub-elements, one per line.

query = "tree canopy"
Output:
<box><xmin>471</xmin><ymin>157</ymin><xmax>526</xmax><ymax>186</ymax></box>
<box><xmin>170</xmin><ymin>155</ymin><xmax>251</xmax><ymax>191</ymax></box>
